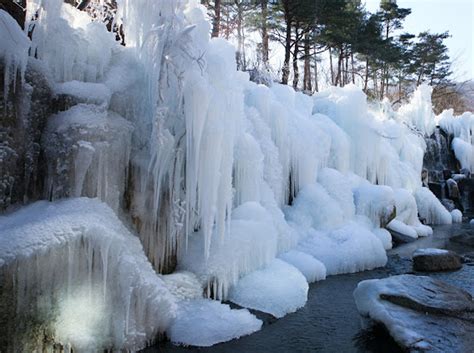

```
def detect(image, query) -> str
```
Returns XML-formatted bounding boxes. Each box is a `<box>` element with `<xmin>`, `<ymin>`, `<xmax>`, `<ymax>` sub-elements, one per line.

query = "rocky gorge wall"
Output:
<box><xmin>424</xmin><ymin>127</ymin><xmax>474</xmax><ymax>216</ymax></box>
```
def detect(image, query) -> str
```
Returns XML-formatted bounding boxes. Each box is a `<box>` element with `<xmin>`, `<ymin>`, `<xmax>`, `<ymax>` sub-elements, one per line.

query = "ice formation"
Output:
<box><xmin>437</xmin><ymin>110</ymin><xmax>474</xmax><ymax>171</ymax></box>
<box><xmin>228</xmin><ymin>259</ymin><xmax>309</xmax><ymax>318</ymax></box>
<box><xmin>0</xmin><ymin>198</ymin><xmax>176</xmax><ymax>352</ymax></box>
<box><xmin>0</xmin><ymin>9</ymin><xmax>30</xmax><ymax>98</ymax></box>
<box><xmin>0</xmin><ymin>0</ymin><xmax>463</xmax><ymax>351</ymax></box>
<box><xmin>451</xmin><ymin>209</ymin><xmax>463</xmax><ymax>223</ymax></box>
<box><xmin>168</xmin><ymin>299</ymin><xmax>262</xmax><ymax>347</ymax></box>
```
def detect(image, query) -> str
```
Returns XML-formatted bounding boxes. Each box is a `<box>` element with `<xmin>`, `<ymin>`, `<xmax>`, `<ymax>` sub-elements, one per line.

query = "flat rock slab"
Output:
<box><xmin>413</xmin><ymin>248</ymin><xmax>462</xmax><ymax>272</ymax></box>
<box><xmin>354</xmin><ymin>274</ymin><xmax>474</xmax><ymax>352</ymax></box>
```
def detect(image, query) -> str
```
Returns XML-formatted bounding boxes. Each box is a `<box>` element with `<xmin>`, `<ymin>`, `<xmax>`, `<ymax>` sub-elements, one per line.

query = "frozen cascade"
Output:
<box><xmin>0</xmin><ymin>9</ymin><xmax>30</xmax><ymax>99</ymax></box>
<box><xmin>0</xmin><ymin>198</ymin><xmax>176</xmax><ymax>352</ymax></box>
<box><xmin>0</xmin><ymin>1</ymin><xmax>466</xmax><ymax>351</ymax></box>
<box><xmin>438</xmin><ymin>110</ymin><xmax>474</xmax><ymax>171</ymax></box>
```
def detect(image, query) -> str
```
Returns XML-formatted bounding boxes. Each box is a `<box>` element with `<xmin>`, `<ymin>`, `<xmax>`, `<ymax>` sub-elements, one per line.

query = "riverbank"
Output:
<box><xmin>143</xmin><ymin>223</ymin><xmax>474</xmax><ymax>353</ymax></box>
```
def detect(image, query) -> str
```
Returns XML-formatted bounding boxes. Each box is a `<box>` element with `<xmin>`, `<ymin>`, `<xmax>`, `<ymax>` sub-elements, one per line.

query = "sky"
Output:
<box><xmin>364</xmin><ymin>0</ymin><xmax>474</xmax><ymax>82</ymax></box>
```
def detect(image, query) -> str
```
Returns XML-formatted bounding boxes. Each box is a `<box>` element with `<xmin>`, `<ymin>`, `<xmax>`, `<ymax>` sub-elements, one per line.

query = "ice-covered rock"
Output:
<box><xmin>386</xmin><ymin>219</ymin><xmax>418</xmax><ymax>243</ymax></box>
<box><xmin>354</xmin><ymin>275</ymin><xmax>474</xmax><ymax>352</ymax></box>
<box><xmin>296</xmin><ymin>223</ymin><xmax>387</xmax><ymax>275</ymax></box>
<box><xmin>168</xmin><ymin>299</ymin><xmax>262</xmax><ymax>347</ymax></box>
<box><xmin>0</xmin><ymin>198</ymin><xmax>176</xmax><ymax>352</ymax></box>
<box><xmin>412</xmin><ymin>248</ymin><xmax>462</xmax><ymax>272</ymax></box>
<box><xmin>279</xmin><ymin>250</ymin><xmax>327</xmax><ymax>283</ymax></box>
<box><xmin>43</xmin><ymin>104</ymin><xmax>133</xmax><ymax>211</ymax></box>
<box><xmin>54</xmin><ymin>80</ymin><xmax>112</xmax><ymax>109</ymax></box>
<box><xmin>228</xmin><ymin>259</ymin><xmax>308</xmax><ymax>318</ymax></box>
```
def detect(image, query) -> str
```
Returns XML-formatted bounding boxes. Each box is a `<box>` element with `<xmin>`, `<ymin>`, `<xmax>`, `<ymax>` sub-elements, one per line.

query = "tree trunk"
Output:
<box><xmin>235</xmin><ymin>1</ymin><xmax>245</xmax><ymax>70</ymax></box>
<box><xmin>292</xmin><ymin>25</ymin><xmax>299</xmax><ymax>89</ymax></box>
<box><xmin>374</xmin><ymin>69</ymin><xmax>378</xmax><ymax>96</ymax></box>
<box><xmin>344</xmin><ymin>52</ymin><xmax>349</xmax><ymax>86</ymax></box>
<box><xmin>303</xmin><ymin>32</ymin><xmax>311</xmax><ymax>92</ymax></box>
<box><xmin>261</xmin><ymin>0</ymin><xmax>269</xmax><ymax>66</ymax></box>
<box><xmin>364</xmin><ymin>57</ymin><xmax>369</xmax><ymax>93</ymax></box>
<box><xmin>329</xmin><ymin>47</ymin><xmax>334</xmax><ymax>86</ymax></box>
<box><xmin>281</xmin><ymin>7</ymin><xmax>292</xmax><ymax>84</ymax></box>
<box><xmin>351</xmin><ymin>51</ymin><xmax>355</xmax><ymax>84</ymax></box>
<box><xmin>313</xmin><ymin>47</ymin><xmax>319</xmax><ymax>92</ymax></box>
<box><xmin>398</xmin><ymin>73</ymin><xmax>402</xmax><ymax>101</ymax></box>
<box><xmin>380</xmin><ymin>68</ymin><xmax>385</xmax><ymax>99</ymax></box>
<box><xmin>211</xmin><ymin>0</ymin><xmax>221</xmax><ymax>38</ymax></box>
<box><xmin>335</xmin><ymin>48</ymin><xmax>343</xmax><ymax>87</ymax></box>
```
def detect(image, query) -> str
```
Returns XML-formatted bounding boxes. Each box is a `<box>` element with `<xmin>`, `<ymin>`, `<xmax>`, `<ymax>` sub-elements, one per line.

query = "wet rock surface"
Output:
<box><xmin>354</xmin><ymin>274</ymin><xmax>474</xmax><ymax>353</ymax></box>
<box><xmin>412</xmin><ymin>248</ymin><xmax>462</xmax><ymax>272</ymax></box>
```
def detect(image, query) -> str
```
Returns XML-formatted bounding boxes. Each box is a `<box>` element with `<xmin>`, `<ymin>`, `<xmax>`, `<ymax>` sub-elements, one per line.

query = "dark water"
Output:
<box><xmin>143</xmin><ymin>223</ymin><xmax>474</xmax><ymax>353</ymax></box>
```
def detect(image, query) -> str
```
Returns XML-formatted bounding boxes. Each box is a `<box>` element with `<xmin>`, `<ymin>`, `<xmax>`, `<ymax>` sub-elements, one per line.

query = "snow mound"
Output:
<box><xmin>297</xmin><ymin>224</ymin><xmax>387</xmax><ymax>275</ymax></box>
<box><xmin>413</xmin><ymin>248</ymin><xmax>449</xmax><ymax>256</ymax></box>
<box><xmin>279</xmin><ymin>250</ymin><xmax>327</xmax><ymax>283</ymax></box>
<box><xmin>0</xmin><ymin>198</ymin><xmax>176</xmax><ymax>352</ymax></box>
<box><xmin>228</xmin><ymin>259</ymin><xmax>308</xmax><ymax>318</ymax></box>
<box><xmin>286</xmin><ymin>183</ymin><xmax>345</xmax><ymax>230</ymax></box>
<box><xmin>372</xmin><ymin>228</ymin><xmax>393</xmax><ymax>250</ymax></box>
<box><xmin>168</xmin><ymin>299</ymin><xmax>262</xmax><ymax>347</ymax></box>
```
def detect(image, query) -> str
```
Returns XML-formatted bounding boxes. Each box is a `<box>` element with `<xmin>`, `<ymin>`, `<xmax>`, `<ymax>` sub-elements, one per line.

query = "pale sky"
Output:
<box><xmin>365</xmin><ymin>0</ymin><xmax>474</xmax><ymax>82</ymax></box>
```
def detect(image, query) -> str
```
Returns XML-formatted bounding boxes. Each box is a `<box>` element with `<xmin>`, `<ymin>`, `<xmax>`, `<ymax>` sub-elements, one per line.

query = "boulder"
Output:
<box><xmin>387</xmin><ymin>220</ymin><xmax>417</xmax><ymax>243</ymax></box>
<box><xmin>354</xmin><ymin>275</ymin><xmax>474</xmax><ymax>353</ymax></box>
<box><xmin>413</xmin><ymin>248</ymin><xmax>462</xmax><ymax>272</ymax></box>
<box><xmin>451</xmin><ymin>233</ymin><xmax>474</xmax><ymax>247</ymax></box>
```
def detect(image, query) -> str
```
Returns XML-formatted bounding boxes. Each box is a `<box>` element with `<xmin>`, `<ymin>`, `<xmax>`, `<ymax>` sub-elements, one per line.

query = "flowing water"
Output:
<box><xmin>144</xmin><ymin>223</ymin><xmax>474</xmax><ymax>353</ymax></box>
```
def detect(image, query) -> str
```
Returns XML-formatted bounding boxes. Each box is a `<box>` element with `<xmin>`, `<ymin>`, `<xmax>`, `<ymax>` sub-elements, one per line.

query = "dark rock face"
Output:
<box><xmin>0</xmin><ymin>59</ymin><xmax>53</xmax><ymax>211</ymax></box>
<box><xmin>423</xmin><ymin>128</ymin><xmax>457</xmax><ymax>183</ymax></box>
<box><xmin>412</xmin><ymin>248</ymin><xmax>462</xmax><ymax>272</ymax></box>
<box><xmin>424</xmin><ymin>127</ymin><xmax>474</xmax><ymax>215</ymax></box>
<box><xmin>354</xmin><ymin>275</ymin><xmax>474</xmax><ymax>353</ymax></box>
<box><xmin>457</xmin><ymin>177</ymin><xmax>474</xmax><ymax>215</ymax></box>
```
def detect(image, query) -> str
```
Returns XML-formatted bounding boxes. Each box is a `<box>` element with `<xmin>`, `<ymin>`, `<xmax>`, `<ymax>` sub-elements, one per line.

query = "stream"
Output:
<box><xmin>144</xmin><ymin>222</ymin><xmax>474</xmax><ymax>353</ymax></box>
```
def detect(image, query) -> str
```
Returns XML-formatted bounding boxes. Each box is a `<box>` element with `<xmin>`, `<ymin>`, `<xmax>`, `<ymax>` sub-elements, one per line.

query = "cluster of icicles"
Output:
<box><xmin>0</xmin><ymin>0</ymin><xmax>466</xmax><ymax>351</ymax></box>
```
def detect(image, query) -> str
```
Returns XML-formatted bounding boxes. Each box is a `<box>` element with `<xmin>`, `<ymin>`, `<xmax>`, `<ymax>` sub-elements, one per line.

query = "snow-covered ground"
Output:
<box><xmin>0</xmin><ymin>0</ymin><xmax>471</xmax><ymax>351</ymax></box>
